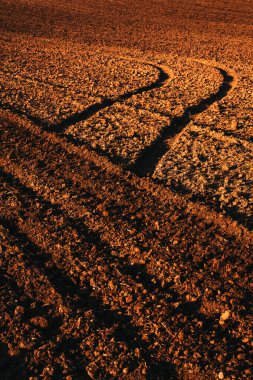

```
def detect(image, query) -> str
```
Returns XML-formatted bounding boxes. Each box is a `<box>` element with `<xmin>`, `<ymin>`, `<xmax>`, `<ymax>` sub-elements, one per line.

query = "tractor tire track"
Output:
<box><xmin>0</xmin><ymin>58</ymin><xmax>173</xmax><ymax>131</ymax></box>
<box><xmin>50</xmin><ymin>58</ymin><xmax>174</xmax><ymax>133</ymax></box>
<box><xmin>0</xmin><ymin>219</ymin><xmax>150</xmax><ymax>378</ymax></box>
<box><xmin>0</xmin><ymin>170</ymin><xmax>180</xmax><ymax>376</ymax></box>
<box><xmin>2</xmin><ymin>90</ymin><xmax>251</xmax><ymax>240</ymax></box>
<box><xmin>0</xmin><ymin>110</ymin><xmax>251</xmax><ymax>249</ymax></box>
<box><xmin>0</xmin><ymin>56</ymin><xmax>236</xmax><ymax>181</ymax></box>
<box><xmin>130</xmin><ymin>59</ymin><xmax>237</xmax><ymax>177</ymax></box>
<box><xmin>1</xmin><ymin>56</ymin><xmax>252</xmax><ymax>378</ymax></box>
<box><xmin>0</xmin><ymin>152</ymin><xmax>251</xmax><ymax>378</ymax></box>
<box><xmin>1</xmin><ymin>115</ymin><xmax>251</xmax><ymax>260</ymax></box>
<box><xmin>1</xmin><ymin>117</ymin><xmax>252</xmax><ymax>308</ymax></box>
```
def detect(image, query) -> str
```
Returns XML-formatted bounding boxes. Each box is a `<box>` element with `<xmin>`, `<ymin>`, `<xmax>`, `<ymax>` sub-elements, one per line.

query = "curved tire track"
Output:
<box><xmin>0</xmin><ymin>58</ymin><xmax>173</xmax><ymax>132</ymax></box>
<box><xmin>0</xmin><ymin>56</ymin><xmax>236</xmax><ymax>180</ymax></box>
<box><xmin>0</xmin><ymin>142</ymin><xmax>251</xmax><ymax>376</ymax></box>
<box><xmin>130</xmin><ymin>59</ymin><xmax>237</xmax><ymax>177</ymax></box>
<box><xmin>0</xmin><ymin>55</ymin><xmax>236</xmax><ymax>178</ymax></box>
<box><xmin>2</xmin><ymin>56</ymin><xmax>251</xmax><ymax>231</ymax></box>
<box><xmin>49</xmin><ymin>58</ymin><xmax>174</xmax><ymax>132</ymax></box>
<box><xmin>0</xmin><ymin>59</ymin><xmax>252</xmax><ymax>378</ymax></box>
<box><xmin>0</xmin><ymin>119</ymin><xmax>252</xmax><ymax>377</ymax></box>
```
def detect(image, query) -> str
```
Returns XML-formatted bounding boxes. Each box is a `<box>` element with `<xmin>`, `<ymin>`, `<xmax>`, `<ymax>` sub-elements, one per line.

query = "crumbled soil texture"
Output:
<box><xmin>0</xmin><ymin>0</ymin><xmax>252</xmax><ymax>379</ymax></box>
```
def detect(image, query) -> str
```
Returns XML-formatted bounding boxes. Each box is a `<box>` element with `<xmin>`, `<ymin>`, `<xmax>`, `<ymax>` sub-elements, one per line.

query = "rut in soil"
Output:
<box><xmin>0</xmin><ymin>61</ymin><xmax>169</xmax><ymax>132</ymax></box>
<box><xmin>129</xmin><ymin>67</ymin><xmax>234</xmax><ymax>177</ymax></box>
<box><xmin>0</xmin><ymin>58</ymin><xmax>234</xmax><ymax>179</ymax></box>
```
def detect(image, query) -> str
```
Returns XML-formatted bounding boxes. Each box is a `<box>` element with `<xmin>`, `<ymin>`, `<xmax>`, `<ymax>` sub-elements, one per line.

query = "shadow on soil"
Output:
<box><xmin>0</xmin><ymin>170</ymin><xmax>178</xmax><ymax>379</ymax></box>
<box><xmin>0</xmin><ymin>62</ymin><xmax>169</xmax><ymax>133</ymax></box>
<box><xmin>129</xmin><ymin>68</ymin><xmax>234</xmax><ymax>177</ymax></box>
<box><xmin>2</xmin><ymin>59</ymin><xmax>251</xmax><ymax>230</ymax></box>
<box><xmin>0</xmin><ymin>266</ymin><xmax>64</xmax><ymax>379</ymax></box>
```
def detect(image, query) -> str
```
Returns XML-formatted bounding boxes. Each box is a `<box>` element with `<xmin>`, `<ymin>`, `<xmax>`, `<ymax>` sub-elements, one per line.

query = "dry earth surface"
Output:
<box><xmin>0</xmin><ymin>0</ymin><xmax>252</xmax><ymax>379</ymax></box>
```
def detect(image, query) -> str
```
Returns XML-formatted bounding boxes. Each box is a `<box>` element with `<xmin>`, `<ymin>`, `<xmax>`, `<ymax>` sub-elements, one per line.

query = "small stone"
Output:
<box><xmin>122</xmin><ymin>368</ymin><xmax>128</xmax><ymax>374</ymax></box>
<box><xmin>222</xmin><ymin>164</ymin><xmax>229</xmax><ymax>172</ymax></box>
<box><xmin>219</xmin><ymin>310</ymin><xmax>231</xmax><ymax>325</ymax></box>
<box><xmin>134</xmin><ymin>247</ymin><xmax>141</xmax><ymax>254</ymax></box>
<box><xmin>218</xmin><ymin>371</ymin><xmax>224</xmax><ymax>379</ymax></box>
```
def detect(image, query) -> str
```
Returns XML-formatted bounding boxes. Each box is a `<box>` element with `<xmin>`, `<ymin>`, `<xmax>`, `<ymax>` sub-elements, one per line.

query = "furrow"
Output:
<box><xmin>0</xmin><ymin>174</ymin><xmax>251</xmax><ymax>377</ymax></box>
<box><xmin>0</xmin><ymin>148</ymin><xmax>252</xmax><ymax>372</ymax></box>
<box><xmin>0</xmin><ymin>238</ymin><xmax>69</xmax><ymax>378</ymax></box>
<box><xmin>0</xmin><ymin>202</ymin><xmax>171</xmax><ymax>377</ymax></box>
<box><xmin>0</xmin><ymin>114</ymin><xmax>251</xmax><ymax>252</ymax></box>
<box><xmin>0</xmin><ymin>170</ymin><xmax>182</xmax><ymax>374</ymax></box>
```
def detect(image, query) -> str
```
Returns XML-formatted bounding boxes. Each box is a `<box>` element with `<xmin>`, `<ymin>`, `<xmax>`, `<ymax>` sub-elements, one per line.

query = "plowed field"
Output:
<box><xmin>0</xmin><ymin>0</ymin><xmax>252</xmax><ymax>379</ymax></box>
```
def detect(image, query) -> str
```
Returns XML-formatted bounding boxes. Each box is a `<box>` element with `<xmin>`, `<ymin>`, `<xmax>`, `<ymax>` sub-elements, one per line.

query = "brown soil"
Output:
<box><xmin>0</xmin><ymin>1</ymin><xmax>252</xmax><ymax>379</ymax></box>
